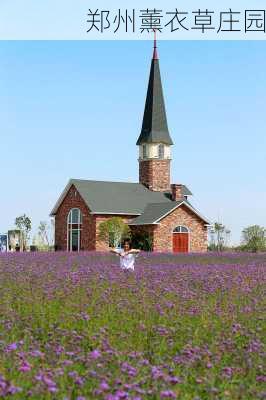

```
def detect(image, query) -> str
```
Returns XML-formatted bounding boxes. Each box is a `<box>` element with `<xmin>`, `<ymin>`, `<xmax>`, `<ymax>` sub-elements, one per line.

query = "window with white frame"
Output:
<box><xmin>158</xmin><ymin>144</ymin><xmax>164</xmax><ymax>159</ymax></box>
<box><xmin>67</xmin><ymin>208</ymin><xmax>82</xmax><ymax>251</ymax></box>
<box><xmin>173</xmin><ymin>226</ymin><xmax>189</xmax><ymax>233</ymax></box>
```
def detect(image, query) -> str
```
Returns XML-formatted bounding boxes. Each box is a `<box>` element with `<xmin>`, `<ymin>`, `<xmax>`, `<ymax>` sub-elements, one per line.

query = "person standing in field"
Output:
<box><xmin>111</xmin><ymin>239</ymin><xmax>140</xmax><ymax>271</ymax></box>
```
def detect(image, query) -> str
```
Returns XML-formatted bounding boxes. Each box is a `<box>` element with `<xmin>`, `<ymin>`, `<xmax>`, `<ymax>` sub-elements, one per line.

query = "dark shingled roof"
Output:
<box><xmin>50</xmin><ymin>179</ymin><xmax>210</xmax><ymax>224</ymax></box>
<box><xmin>181</xmin><ymin>185</ymin><xmax>193</xmax><ymax>196</ymax></box>
<box><xmin>129</xmin><ymin>200</ymin><xmax>210</xmax><ymax>226</ymax></box>
<box><xmin>129</xmin><ymin>201</ymin><xmax>183</xmax><ymax>225</ymax></box>
<box><xmin>50</xmin><ymin>179</ymin><xmax>173</xmax><ymax>216</ymax></box>
<box><xmin>136</xmin><ymin>46</ymin><xmax>173</xmax><ymax>146</ymax></box>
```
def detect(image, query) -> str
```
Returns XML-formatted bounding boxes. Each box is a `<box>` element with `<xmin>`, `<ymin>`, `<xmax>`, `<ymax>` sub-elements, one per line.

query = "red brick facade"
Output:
<box><xmin>54</xmin><ymin>186</ymin><xmax>135</xmax><ymax>251</ymax></box>
<box><xmin>55</xmin><ymin>185</ymin><xmax>95</xmax><ymax>251</ymax></box>
<box><xmin>55</xmin><ymin>186</ymin><xmax>207</xmax><ymax>253</ymax></box>
<box><xmin>139</xmin><ymin>159</ymin><xmax>171</xmax><ymax>192</ymax></box>
<box><xmin>153</xmin><ymin>204</ymin><xmax>208</xmax><ymax>252</ymax></box>
<box><xmin>171</xmin><ymin>184</ymin><xmax>184</xmax><ymax>201</ymax></box>
<box><xmin>131</xmin><ymin>204</ymin><xmax>207</xmax><ymax>253</ymax></box>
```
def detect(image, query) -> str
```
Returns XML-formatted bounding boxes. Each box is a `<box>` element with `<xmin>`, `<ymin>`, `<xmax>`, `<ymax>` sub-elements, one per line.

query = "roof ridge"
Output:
<box><xmin>51</xmin><ymin>179</ymin><xmax>175</xmax><ymax>217</ymax></box>
<box><xmin>71</xmin><ymin>178</ymin><xmax>140</xmax><ymax>185</ymax></box>
<box><xmin>143</xmin><ymin>200</ymin><xmax>179</xmax><ymax>207</ymax></box>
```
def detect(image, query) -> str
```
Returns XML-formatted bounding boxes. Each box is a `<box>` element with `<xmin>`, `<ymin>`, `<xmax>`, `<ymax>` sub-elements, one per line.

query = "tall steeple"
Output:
<box><xmin>153</xmin><ymin>31</ymin><xmax>159</xmax><ymax>60</ymax></box>
<box><xmin>137</xmin><ymin>37</ymin><xmax>173</xmax><ymax>192</ymax></box>
<box><xmin>136</xmin><ymin>35</ymin><xmax>173</xmax><ymax>146</ymax></box>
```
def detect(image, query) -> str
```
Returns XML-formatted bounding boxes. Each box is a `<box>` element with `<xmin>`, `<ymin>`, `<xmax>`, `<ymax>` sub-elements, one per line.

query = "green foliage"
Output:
<box><xmin>132</xmin><ymin>232</ymin><xmax>153</xmax><ymax>251</ymax></box>
<box><xmin>98</xmin><ymin>217</ymin><xmax>131</xmax><ymax>248</ymax></box>
<box><xmin>37</xmin><ymin>220</ymin><xmax>53</xmax><ymax>250</ymax></box>
<box><xmin>209</xmin><ymin>222</ymin><xmax>231</xmax><ymax>252</ymax></box>
<box><xmin>15</xmin><ymin>214</ymin><xmax>32</xmax><ymax>251</ymax></box>
<box><xmin>242</xmin><ymin>225</ymin><xmax>266</xmax><ymax>252</ymax></box>
<box><xmin>35</xmin><ymin>220</ymin><xmax>55</xmax><ymax>251</ymax></box>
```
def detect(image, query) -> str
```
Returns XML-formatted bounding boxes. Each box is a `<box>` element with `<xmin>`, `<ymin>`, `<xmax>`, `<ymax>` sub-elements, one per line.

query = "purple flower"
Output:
<box><xmin>222</xmin><ymin>367</ymin><xmax>233</xmax><ymax>378</ymax></box>
<box><xmin>115</xmin><ymin>391</ymin><xmax>128</xmax><ymax>399</ymax></box>
<box><xmin>167</xmin><ymin>376</ymin><xmax>182</xmax><ymax>384</ymax></box>
<box><xmin>256</xmin><ymin>376</ymin><xmax>266</xmax><ymax>382</ymax></box>
<box><xmin>160</xmin><ymin>390</ymin><xmax>176</xmax><ymax>399</ymax></box>
<box><xmin>100</xmin><ymin>381</ymin><xmax>109</xmax><ymax>391</ymax></box>
<box><xmin>7</xmin><ymin>385</ymin><xmax>22</xmax><ymax>395</ymax></box>
<box><xmin>30</xmin><ymin>350</ymin><xmax>44</xmax><ymax>358</ymax></box>
<box><xmin>18</xmin><ymin>360</ymin><xmax>31</xmax><ymax>373</ymax></box>
<box><xmin>90</xmin><ymin>349</ymin><xmax>101</xmax><ymax>359</ymax></box>
<box><xmin>5</xmin><ymin>342</ymin><xmax>17</xmax><ymax>352</ymax></box>
<box><xmin>105</xmin><ymin>395</ymin><xmax>120</xmax><ymax>400</ymax></box>
<box><xmin>0</xmin><ymin>251</ymin><xmax>264</xmax><ymax>399</ymax></box>
<box><xmin>48</xmin><ymin>386</ymin><xmax>58</xmax><ymax>393</ymax></box>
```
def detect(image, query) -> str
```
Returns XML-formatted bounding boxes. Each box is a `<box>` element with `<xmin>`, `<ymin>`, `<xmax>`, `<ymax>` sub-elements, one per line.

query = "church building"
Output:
<box><xmin>51</xmin><ymin>40</ymin><xmax>210</xmax><ymax>252</ymax></box>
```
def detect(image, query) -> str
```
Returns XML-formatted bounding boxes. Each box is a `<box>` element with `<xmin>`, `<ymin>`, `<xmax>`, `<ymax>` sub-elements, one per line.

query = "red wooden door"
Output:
<box><xmin>173</xmin><ymin>233</ymin><xmax>189</xmax><ymax>253</ymax></box>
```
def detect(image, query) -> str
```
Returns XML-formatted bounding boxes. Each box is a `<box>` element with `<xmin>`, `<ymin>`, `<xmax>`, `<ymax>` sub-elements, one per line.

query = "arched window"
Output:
<box><xmin>67</xmin><ymin>208</ymin><xmax>82</xmax><ymax>251</ymax></box>
<box><xmin>173</xmin><ymin>226</ymin><xmax>189</xmax><ymax>233</ymax></box>
<box><xmin>158</xmin><ymin>144</ymin><xmax>164</xmax><ymax>159</ymax></box>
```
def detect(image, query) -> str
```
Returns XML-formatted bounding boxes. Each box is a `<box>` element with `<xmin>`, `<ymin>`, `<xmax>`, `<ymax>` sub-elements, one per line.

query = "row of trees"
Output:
<box><xmin>241</xmin><ymin>225</ymin><xmax>266</xmax><ymax>252</ymax></box>
<box><xmin>13</xmin><ymin>214</ymin><xmax>266</xmax><ymax>253</ymax></box>
<box><xmin>14</xmin><ymin>214</ymin><xmax>54</xmax><ymax>251</ymax></box>
<box><xmin>209</xmin><ymin>222</ymin><xmax>266</xmax><ymax>253</ymax></box>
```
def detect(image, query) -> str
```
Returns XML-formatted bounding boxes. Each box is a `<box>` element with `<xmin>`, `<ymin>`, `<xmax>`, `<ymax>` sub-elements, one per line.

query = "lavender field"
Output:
<box><xmin>0</xmin><ymin>252</ymin><xmax>265</xmax><ymax>399</ymax></box>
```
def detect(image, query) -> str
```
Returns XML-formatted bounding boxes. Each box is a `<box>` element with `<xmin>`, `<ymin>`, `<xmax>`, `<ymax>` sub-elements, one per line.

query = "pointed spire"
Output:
<box><xmin>136</xmin><ymin>35</ymin><xmax>173</xmax><ymax>146</ymax></box>
<box><xmin>153</xmin><ymin>30</ymin><xmax>159</xmax><ymax>60</ymax></box>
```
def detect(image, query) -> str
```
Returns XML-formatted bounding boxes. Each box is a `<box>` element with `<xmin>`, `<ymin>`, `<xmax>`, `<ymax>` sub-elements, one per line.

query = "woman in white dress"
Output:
<box><xmin>111</xmin><ymin>240</ymin><xmax>140</xmax><ymax>271</ymax></box>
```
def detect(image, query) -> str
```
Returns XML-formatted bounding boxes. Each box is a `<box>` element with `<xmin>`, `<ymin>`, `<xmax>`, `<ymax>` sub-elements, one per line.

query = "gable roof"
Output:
<box><xmin>136</xmin><ymin>43</ymin><xmax>173</xmax><ymax>146</ymax></box>
<box><xmin>129</xmin><ymin>200</ymin><xmax>211</xmax><ymax>226</ymax></box>
<box><xmin>50</xmin><ymin>179</ymin><xmax>174</xmax><ymax>216</ymax></box>
<box><xmin>50</xmin><ymin>179</ymin><xmax>209</xmax><ymax>225</ymax></box>
<box><xmin>128</xmin><ymin>201</ymin><xmax>183</xmax><ymax>225</ymax></box>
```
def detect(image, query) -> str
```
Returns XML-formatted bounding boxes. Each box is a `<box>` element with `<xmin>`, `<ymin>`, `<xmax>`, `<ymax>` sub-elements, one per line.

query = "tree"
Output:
<box><xmin>37</xmin><ymin>220</ymin><xmax>55</xmax><ymax>250</ymax></box>
<box><xmin>242</xmin><ymin>225</ymin><xmax>266</xmax><ymax>253</ymax></box>
<box><xmin>214</xmin><ymin>222</ymin><xmax>225</xmax><ymax>251</ymax></box>
<box><xmin>132</xmin><ymin>232</ymin><xmax>153</xmax><ymax>251</ymax></box>
<box><xmin>98</xmin><ymin>217</ymin><xmax>131</xmax><ymax>248</ymax></box>
<box><xmin>15</xmin><ymin>214</ymin><xmax>32</xmax><ymax>251</ymax></box>
<box><xmin>225</xmin><ymin>229</ymin><xmax>231</xmax><ymax>248</ymax></box>
<box><xmin>38</xmin><ymin>221</ymin><xmax>50</xmax><ymax>249</ymax></box>
<box><xmin>209</xmin><ymin>222</ymin><xmax>231</xmax><ymax>251</ymax></box>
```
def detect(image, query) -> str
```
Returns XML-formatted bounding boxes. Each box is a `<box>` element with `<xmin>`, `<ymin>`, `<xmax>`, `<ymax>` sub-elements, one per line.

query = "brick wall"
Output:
<box><xmin>54</xmin><ymin>185</ymin><xmax>96</xmax><ymax>251</ymax></box>
<box><xmin>171</xmin><ymin>184</ymin><xmax>184</xmax><ymax>201</ymax></box>
<box><xmin>55</xmin><ymin>189</ymin><xmax>136</xmax><ymax>251</ymax></box>
<box><xmin>153</xmin><ymin>204</ymin><xmax>208</xmax><ymax>252</ymax></box>
<box><xmin>139</xmin><ymin>159</ymin><xmax>171</xmax><ymax>192</ymax></box>
<box><xmin>54</xmin><ymin>185</ymin><xmax>207</xmax><ymax>253</ymax></box>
